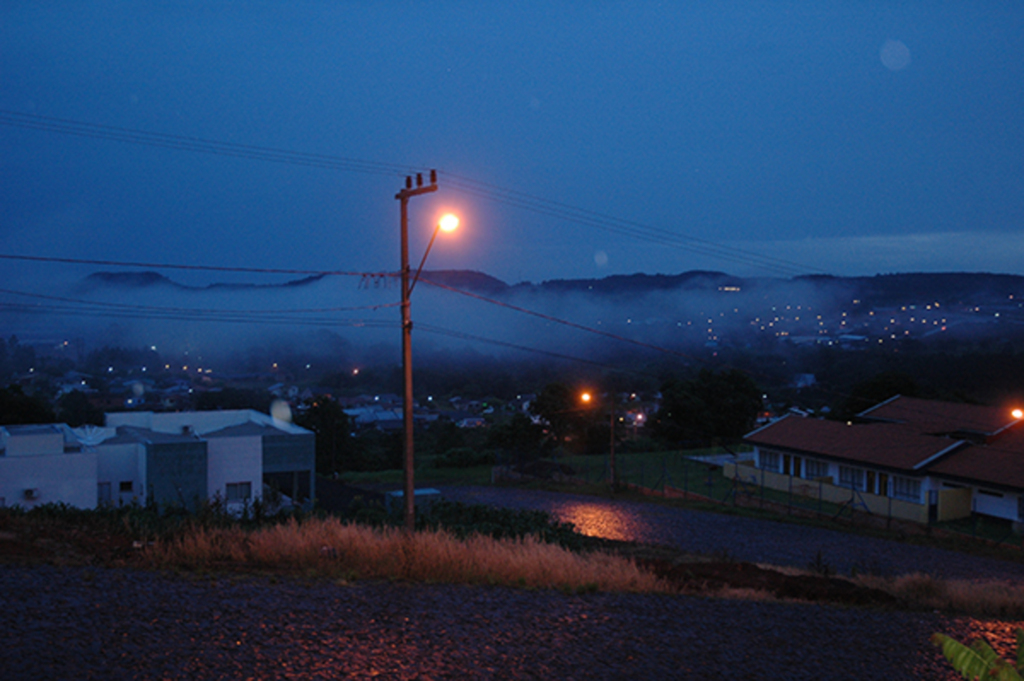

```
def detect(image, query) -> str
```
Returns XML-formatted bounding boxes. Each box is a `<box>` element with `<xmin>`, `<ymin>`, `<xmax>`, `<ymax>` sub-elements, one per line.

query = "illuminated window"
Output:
<box><xmin>226</xmin><ymin>482</ymin><xmax>252</xmax><ymax>501</ymax></box>
<box><xmin>839</xmin><ymin>466</ymin><xmax>865</xmax><ymax>490</ymax></box>
<box><xmin>892</xmin><ymin>477</ymin><xmax>921</xmax><ymax>503</ymax></box>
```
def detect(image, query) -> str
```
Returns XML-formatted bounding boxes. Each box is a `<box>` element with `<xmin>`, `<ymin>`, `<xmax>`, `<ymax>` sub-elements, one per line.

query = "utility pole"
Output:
<box><xmin>396</xmin><ymin>170</ymin><xmax>437</xmax><ymax>533</ymax></box>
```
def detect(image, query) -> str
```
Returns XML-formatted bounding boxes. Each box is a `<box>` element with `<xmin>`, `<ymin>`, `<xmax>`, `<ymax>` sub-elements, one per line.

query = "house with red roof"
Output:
<box><xmin>742</xmin><ymin>395</ymin><xmax>1024</xmax><ymax>525</ymax></box>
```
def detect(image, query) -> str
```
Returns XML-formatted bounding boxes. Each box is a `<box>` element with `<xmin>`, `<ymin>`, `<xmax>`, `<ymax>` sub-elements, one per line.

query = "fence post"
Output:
<box><xmin>787</xmin><ymin>472</ymin><xmax>793</xmax><ymax>515</ymax></box>
<box><xmin>760</xmin><ymin>465</ymin><xmax>765</xmax><ymax>509</ymax></box>
<box><xmin>684</xmin><ymin>456</ymin><xmax>689</xmax><ymax>499</ymax></box>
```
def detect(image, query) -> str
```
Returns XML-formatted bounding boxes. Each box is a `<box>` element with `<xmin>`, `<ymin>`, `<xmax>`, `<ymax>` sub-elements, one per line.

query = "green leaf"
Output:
<box><xmin>932</xmin><ymin>633</ymin><xmax>996</xmax><ymax>679</ymax></box>
<box><xmin>972</xmin><ymin>639</ymin><xmax>1003</xmax><ymax>667</ymax></box>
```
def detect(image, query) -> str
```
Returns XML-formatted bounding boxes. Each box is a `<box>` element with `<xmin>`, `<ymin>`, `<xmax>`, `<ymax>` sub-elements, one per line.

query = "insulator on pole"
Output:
<box><xmin>430</xmin><ymin>169</ymin><xmax>437</xmax><ymax>185</ymax></box>
<box><xmin>416</xmin><ymin>173</ymin><xmax>423</xmax><ymax>187</ymax></box>
<box><xmin>405</xmin><ymin>176</ymin><xmax>412</xmax><ymax>189</ymax></box>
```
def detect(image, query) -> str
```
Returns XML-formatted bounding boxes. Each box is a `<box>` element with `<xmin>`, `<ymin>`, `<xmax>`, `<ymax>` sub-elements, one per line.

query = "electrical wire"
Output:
<box><xmin>2</xmin><ymin>110</ymin><xmax>824</xmax><ymax>278</ymax></box>
<box><xmin>0</xmin><ymin>253</ymin><xmax>387</xmax><ymax>278</ymax></box>
<box><xmin>0</xmin><ymin>109</ymin><xmax>424</xmax><ymax>178</ymax></box>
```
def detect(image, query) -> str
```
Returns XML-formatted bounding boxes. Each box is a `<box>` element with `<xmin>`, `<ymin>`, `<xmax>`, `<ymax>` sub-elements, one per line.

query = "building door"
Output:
<box><xmin>793</xmin><ymin>457</ymin><xmax>802</xmax><ymax>479</ymax></box>
<box><xmin>866</xmin><ymin>471</ymin><xmax>876</xmax><ymax>495</ymax></box>
<box><xmin>783</xmin><ymin>454</ymin><xmax>791</xmax><ymax>476</ymax></box>
<box><xmin>98</xmin><ymin>482</ymin><xmax>111</xmax><ymax>507</ymax></box>
<box><xmin>878</xmin><ymin>473</ymin><xmax>889</xmax><ymax>497</ymax></box>
<box><xmin>928</xmin><ymin>490</ymin><xmax>939</xmax><ymax>524</ymax></box>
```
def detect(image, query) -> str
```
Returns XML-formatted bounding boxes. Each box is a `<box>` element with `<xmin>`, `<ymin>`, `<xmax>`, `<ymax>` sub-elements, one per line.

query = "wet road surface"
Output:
<box><xmin>440</xmin><ymin>486</ymin><xmax>1024</xmax><ymax>583</ymax></box>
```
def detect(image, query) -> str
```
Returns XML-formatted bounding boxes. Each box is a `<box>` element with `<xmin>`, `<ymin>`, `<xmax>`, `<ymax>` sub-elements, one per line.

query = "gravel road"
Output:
<box><xmin>2</xmin><ymin>563</ymin><xmax>1020</xmax><ymax>680</ymax></box>
<box><xmin>440</xmin><ymin>486</ymin><xmax>1024</xmax><ymax>583</ymax></box>
<box><xmin>4</xmin><ymin>486</ymin><xmax>1023</xmax><ymax>679</ymax></box>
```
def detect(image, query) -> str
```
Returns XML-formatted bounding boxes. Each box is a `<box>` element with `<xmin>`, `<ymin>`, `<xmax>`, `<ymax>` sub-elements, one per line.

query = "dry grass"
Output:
<box><xmin>142</xmin><ymin>517</ymin><xmax>667</xmax><ymax>593</ymax></box>
<box><xmin>857</xmin><ymin>572</ymin><xmax>1024</xmax><ymax>619</ymax></box>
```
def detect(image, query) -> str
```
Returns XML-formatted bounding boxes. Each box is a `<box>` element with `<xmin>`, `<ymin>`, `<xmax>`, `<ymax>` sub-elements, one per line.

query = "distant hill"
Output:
<box><xmin>77</xmin><ymin>269</ymin><xmax>1024</xmax><ymax>304</ymax></box>
<box><xmin>78</xmin><ymin>271</ymin><xmax>326</xmax><ymax>292</ymax></box>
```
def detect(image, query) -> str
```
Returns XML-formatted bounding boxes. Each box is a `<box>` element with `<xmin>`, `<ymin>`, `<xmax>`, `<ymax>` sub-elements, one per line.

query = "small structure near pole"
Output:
<box><xmin>385</xmin><ymin>488</ymin><xmax>443</xmax><ymax>515</ymax></box>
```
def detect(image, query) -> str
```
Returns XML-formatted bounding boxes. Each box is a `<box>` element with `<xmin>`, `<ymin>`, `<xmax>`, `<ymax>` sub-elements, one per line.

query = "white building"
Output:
<box><xmin>0</xmin><ymin>410</ymin><xmax>315</xmax><ymax>512</ymax></box>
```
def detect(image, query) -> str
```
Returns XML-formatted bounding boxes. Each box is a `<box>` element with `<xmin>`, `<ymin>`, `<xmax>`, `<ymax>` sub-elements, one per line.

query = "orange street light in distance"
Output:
<box><xmin>580</xmin><ymin>392</ymin><xmax>592</xmax><ymax>404</ymax></box>
<box><xmin>1013</xmin><ymin>408</ymin><xmax>1024</xmax><ymax>420</ymax></box>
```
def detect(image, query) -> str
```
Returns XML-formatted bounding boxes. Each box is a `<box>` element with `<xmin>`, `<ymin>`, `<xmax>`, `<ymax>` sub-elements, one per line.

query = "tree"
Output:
<box><xmin>0</xmin><ymin>385</ymin><xmax>56</xmax><ymax>425</ymax></box>
<box><xmin>651</xmin><ymin>368</ymin><xmax>762</xmax><ymax>446</ymax></box>
<box><xmin>530</xmin><ymin>382</ymin><xmax>590</xmax><ymax>449</ymax></box>
<box><xmin>56</xmin><ymin>390</ymin><xmax>104</xmax><ymax>427</ymax></box>
<box><xmin>487</xmin><ymin>412</ymin><xmax>547</xmax><ymax>467</ymax></box>
<box><xmin>837</xmin><ymin>371</ymin><xmax>919</xmax><ymax>420</ymax></box>
<box><xmin>294</xmin><ymin>397</ymin><xmax>354</xmax><ymax>476</ymax></box>
<box><xmin>195</xmin><ymin>388</ymin><xmax>269</xmax><ymax>412</ymax></box>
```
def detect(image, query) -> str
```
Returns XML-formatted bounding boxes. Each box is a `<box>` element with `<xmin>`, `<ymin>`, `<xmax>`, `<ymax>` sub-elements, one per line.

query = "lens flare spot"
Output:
<box><xmin>271</xmin><ymin>399</ymin><xmax>293</xmax><ymax>423</ymax></box>
<box><xmin>594</xmin><ymin>251</ymin><xmax>609</xmax><ymax>267</ymax></box>
<box><xmin>880</xmin><ymin>39</ymin><xmax>911</xmax><ymax>71</ymax></box>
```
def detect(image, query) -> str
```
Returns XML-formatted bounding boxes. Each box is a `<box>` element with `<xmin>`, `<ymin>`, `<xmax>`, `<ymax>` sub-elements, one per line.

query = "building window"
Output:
<box><xmin>892</xmin><ymin>477</ymin><xmax>921</xmax><ymax>503</ymax></box>
<box><xmin>119</xmin><ymin>481</ymin><xmax>133</xmax><ymax>494</ymax></box>
<box><xmin>804</xmin><ymin>459</ymin><xmax>829</xmax><ymax>479</ymax></box>
<box><xmin>839</xmin><ymin>466</ymin><xmax>865</xmax><ymax>490</ymax></box>
<box><xmin>758</xmin><ymin>449</ymin><xmax>780</xmax><ymax>472</ymax></box>
<box><xmin>226</xmin><ymin>482</ymin><xmax>252</xmax><ymax>502</ymax></box>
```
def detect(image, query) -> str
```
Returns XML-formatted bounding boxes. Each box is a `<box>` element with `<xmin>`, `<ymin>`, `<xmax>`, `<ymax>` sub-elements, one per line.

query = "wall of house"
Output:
<box><xmin>971</xmin><ymin>487</ymin><xmax>1019</xmax><ymax>521</ymax></box>
<box><xmin>96</xmin><ymin>442</ymin><xmax>146</xmax><ymax>506</ymax></box>
<box><xmin>207</xmin><ymin>435</ymin><xmax>262</xmax><ymax>509</ymax></box>
<box><xmin>937</xmin><ymin>487</ymin><xmax>972</xmax><ymax>522</ymax></box>
<box><xmin>1</xmin><ymin>426</ymin><xmax>66</xmax><ymax>456</ymax></box>
<box><xmin>145</xmin><ymin>441</ymin><xmax>208</xmax><ymax>510</ymax></box>
<box><xmin>262</xmin><ymin>432</ymin><xmax>315</xmax><ymax>503</ymax></box>
<box><xmin>725</xmin><ymin>461</ymin><xmax>930</xmax><ymax>524</ymax></box>
<box><xmin>0</xmin><ymin>451</ymin><xmax>97</xmax><ymax>509</ymax></box>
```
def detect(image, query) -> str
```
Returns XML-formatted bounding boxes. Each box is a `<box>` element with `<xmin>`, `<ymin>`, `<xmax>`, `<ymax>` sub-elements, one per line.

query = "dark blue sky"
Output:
<box><xmin>2</xmin><ymin>2</ymin><xmax>1023</xmax><ymax>286</ymax></box>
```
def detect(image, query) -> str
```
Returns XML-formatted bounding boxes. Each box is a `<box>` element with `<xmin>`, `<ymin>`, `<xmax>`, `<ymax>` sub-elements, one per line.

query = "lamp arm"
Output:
<box><xmin>409</xmin><ymin>223</ymin><xmax>441</xmax><ymax>296</ymax></box>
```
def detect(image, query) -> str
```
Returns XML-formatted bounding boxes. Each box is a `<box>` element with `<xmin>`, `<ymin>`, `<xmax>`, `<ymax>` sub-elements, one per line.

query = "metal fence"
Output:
<box><xmin>546</xmin><ymin>450</ymin><xmax>1023</xmax><ymax>548</ymax></box>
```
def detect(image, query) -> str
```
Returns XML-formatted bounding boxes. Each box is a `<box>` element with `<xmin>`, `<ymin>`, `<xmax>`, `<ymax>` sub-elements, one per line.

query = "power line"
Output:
<box><xmin>0</xmin><ymin>287</ymin><xmax>400</xmax><ymax>315</ymax></box>
<box><xmin>0</xmin><ymin>109</ymin><xmax>424</xmax><ymax>177</ymax></box>
<box><xmin>439</xmin><ymin>171</ymin><xmax>824</xmax><ymax>278</ymax></box>
<box><xmin>0</xmin><ymin>253</ymin><xmax>388</xmax><ymax>278</ymax></box>
<box><xmin>2</xmin><ymin>110</ymin><xmax>823</xmax><ymax>278</ymax></box>
<box><xmin>419</xmin><ymin>275</ymin><xmax>702</xmax><ymax>363</ymax></box>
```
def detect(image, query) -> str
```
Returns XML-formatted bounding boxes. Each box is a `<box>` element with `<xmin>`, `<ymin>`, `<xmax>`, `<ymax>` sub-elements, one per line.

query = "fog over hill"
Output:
<box><xmin>5</xmin><ymin>269</ymin><xmax>1023</xmax><ymax>372</ymax></box>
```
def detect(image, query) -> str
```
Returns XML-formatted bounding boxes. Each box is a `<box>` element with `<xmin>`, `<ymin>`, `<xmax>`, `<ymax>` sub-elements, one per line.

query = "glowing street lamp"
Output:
<box><xmin>1013</xmin><ymin>408</ymin><xmax>1024</xmax><ymax>420</ymax></box>
<box><xmin>396</xmin><ymin>171</ymin><xmax>458</xmax><ymax>533</ymax></box>
<box><xmin>581</xmin><ymin>390</ymin><xmax>617</xmax><ymax>491</ymax></box>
